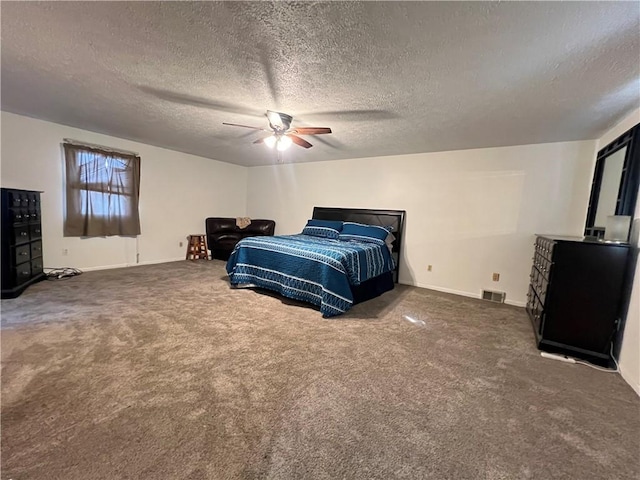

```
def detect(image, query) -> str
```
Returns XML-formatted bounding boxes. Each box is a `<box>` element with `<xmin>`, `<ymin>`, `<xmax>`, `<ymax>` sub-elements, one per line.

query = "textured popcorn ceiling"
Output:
<box><xmin>1</xmin><ymin>2</ymin><xmax>639</xmax><ymax>167</ymax></box>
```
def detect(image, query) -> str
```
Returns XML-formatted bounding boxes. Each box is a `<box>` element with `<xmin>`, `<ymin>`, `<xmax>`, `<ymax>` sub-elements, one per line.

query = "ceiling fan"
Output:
<box><xmin>223</xmin><ymin>110</ymin><xmax>332</xmax><ymax>151</ymax></box>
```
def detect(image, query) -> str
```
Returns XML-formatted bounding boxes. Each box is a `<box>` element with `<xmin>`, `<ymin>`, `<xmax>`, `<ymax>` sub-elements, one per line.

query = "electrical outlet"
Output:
<box><xmin>179</xmin><ymin>241</ymin><xmax>183</xmax><ymax>247</ymax></box>
<box><xmin>62</xmin><ymin>248</ymin><xmax>68</xmax><ymax>256</ymax></box>
<box><xmin>427</xmin><ymin>265</ymin><xmax>432</xmax><ymax>271</ymax></box>
<box><xmin>492</xmin><ymin>273</ymin><xmax>500</xmax><ymax>282</ymax></box>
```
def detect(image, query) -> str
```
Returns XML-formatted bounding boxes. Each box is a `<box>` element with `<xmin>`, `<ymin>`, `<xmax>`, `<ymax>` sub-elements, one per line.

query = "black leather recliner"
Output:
<box><xmin>205</xmin><ymin>217</ymin><xmax>276</xmax><ymax>260</ymax></box>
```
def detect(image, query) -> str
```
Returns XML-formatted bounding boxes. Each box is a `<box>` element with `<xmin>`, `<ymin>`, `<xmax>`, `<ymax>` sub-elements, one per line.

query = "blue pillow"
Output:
<box><xmin>306</xmin><ymin>219</ymin><xmax>344</xmax><ymax>231</ymax></box>
<box><xmin>302</xmin><ymin>225</ymin><xmax>340</xmax><ymax>239</ymax></box>
<box><xmin>339</xmin><ymin>222</ymin><xmax>389</xmax><ymax>245</ymax></box>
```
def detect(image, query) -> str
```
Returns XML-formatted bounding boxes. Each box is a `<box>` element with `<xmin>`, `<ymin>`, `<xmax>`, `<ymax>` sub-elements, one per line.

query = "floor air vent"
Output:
<box><xmin>482</xmin><ymin>289</ymin><xmax>506</xmax><ymax>303</ymax></box>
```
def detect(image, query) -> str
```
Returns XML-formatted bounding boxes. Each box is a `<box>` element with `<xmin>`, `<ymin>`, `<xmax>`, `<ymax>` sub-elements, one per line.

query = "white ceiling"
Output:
<box><xmin>2</xmin><ymin>1</ymin><xmax>639</xmax><ymax>167</ymax></box>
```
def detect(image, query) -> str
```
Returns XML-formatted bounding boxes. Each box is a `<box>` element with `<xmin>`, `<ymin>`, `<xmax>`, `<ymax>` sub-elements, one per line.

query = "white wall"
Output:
<box><xmin>596</xmin><ymin>107</ymin><xmax>640</xmax><ymax>396</ymax></box>
<box><xmin>246</xmin><ymin>140</ymin><xmax>596</xmax><ymax>307</ymax></box>
<box><xmin>1</xmin><ymin>112</ymin><xmax>248</xmax><ymax>270</ymax></box>
<box><xmin>5</xmin><ymin>108</ymin><xmax>634</xmax><ymax>392</ymax></box>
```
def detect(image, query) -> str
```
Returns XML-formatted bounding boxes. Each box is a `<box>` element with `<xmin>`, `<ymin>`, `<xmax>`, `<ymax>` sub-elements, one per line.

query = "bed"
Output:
<box><xmin>226</xmin><ymin>207</ymin><xmax>406</xmax><ymax>317</ymax></box>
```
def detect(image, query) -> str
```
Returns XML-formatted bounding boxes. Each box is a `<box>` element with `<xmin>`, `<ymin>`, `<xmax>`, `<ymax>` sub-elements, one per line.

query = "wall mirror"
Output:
<box><xmin>584</xmin><ymin>124</ymin><xmax>640</xmax><ymax>240</ymax></box>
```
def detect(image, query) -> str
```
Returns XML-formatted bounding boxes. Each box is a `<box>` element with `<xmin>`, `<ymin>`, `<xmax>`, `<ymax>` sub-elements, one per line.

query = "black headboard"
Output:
<box><xmin>312</xmin><ymin>206</ymin><xmax>406</xmax><ymax>282</ymax></box>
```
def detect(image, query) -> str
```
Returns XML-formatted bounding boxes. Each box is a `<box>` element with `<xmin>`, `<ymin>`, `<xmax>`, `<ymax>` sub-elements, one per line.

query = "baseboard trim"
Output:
<box><xmin>76</xmin><ymin>258</ymin><xmax>184</xmax><ymax>272</ymax></box>
<box><xmin>80</xmin><ymin>263</ymin><xmax>129</xmax><ymax>272</ymax></box>
<box><xmin>410</xmin><ymin>282</ymin><xmax>482</xmax><ymax>300</ymax></box>
<box><xmin>137</xmin><ymin>258</ymin><xmax>185</xmax><ymax>266</ymax></box>
<box><xmin>399</xmin><ymin>281</ymin><xmax>525</xmax><ymax>307</ymax></box>
<box><xmin>504</xmin><ymin>299</ymin><xmax>526</xmax><ymax>308</ymax></box>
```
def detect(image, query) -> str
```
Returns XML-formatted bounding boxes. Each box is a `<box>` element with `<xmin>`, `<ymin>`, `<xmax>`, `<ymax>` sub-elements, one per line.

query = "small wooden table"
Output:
<box><xmin>186</xmin><ymin>234</ymin><xmax>209</xmax><ymax>260</ymax></box>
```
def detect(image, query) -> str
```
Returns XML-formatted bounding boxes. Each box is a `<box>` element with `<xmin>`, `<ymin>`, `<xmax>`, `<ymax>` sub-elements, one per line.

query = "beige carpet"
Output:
<box><xmin>1</xmin><ymin>260</ymin><xmax>638</xmax><ymax>479</ymax></box>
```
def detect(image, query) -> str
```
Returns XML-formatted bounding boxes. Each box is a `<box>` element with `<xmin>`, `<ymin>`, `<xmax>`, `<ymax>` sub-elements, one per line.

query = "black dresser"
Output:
<box><xmin>526</xmin><ymin>235</ymin><xmax>631</xmax><ymax>367</ymax></box>
<box><xmin>1</xmin><ymin>188</ymin><xmax>45</xmax><ymax>298</ymax></box>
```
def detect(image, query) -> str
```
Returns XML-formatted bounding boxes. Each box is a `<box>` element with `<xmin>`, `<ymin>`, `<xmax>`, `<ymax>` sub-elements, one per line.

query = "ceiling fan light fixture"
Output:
<box><xmin>263</xmin><ymin>135</ymin><xmax>277</xmax><ymax>149</ymax></box>
<box><xmin>224</xmin><ymin>110</ymin><xmax>331</xmax><ymax>153</ymax></box>
<box><xmin>267</xmin><ymin>111</ymin><xmax>283</xmax><ymax>129</ymax></box>
<box><xmin>277</xmin><ymin>135</ymin><xmax>293</xmax><ymax>151</ymax></box>
<box><xmin>267</xmin><ymin>110</ymin><xmax>293</xmax><ymax>131</ymax></box>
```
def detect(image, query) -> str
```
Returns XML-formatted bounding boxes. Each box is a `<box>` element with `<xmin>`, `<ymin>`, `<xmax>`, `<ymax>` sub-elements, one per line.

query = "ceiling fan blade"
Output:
<box><xmin>253</xmin><ymin>137</ymin><xmax>265</xmax><ymax>144</ymax></box>
<box><xmin>287</xmin><ymin>134</ymin><xmax>313</xmax><ymax>149</ymax></box>
<box><xmin>222</xmin><ymin>123</ymin><xmax>267</xmax><ymax>131</ymax></box>
<box><xmin>305</xmin><ymin>134</ymin><xmax>341</xmax><ymax>149</ymax></box>
<box><xmin>291</xmin><ymin>127</ymin><xmax>332</xmax><ymax>135</ymax></box>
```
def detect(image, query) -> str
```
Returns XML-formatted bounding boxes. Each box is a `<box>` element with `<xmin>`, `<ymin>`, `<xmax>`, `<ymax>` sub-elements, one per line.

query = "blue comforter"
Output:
<box><xmin>226</xmin><ymin>234</ymin><xmax>395</xmax><ymax>317</ymax></box>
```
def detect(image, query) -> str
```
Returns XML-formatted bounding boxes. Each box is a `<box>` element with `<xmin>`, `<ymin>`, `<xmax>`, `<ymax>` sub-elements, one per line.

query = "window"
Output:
<box><xmin>63</xmin><ymin>142</ymin><xmax>141</xmax><ymax>237</ymax></box>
